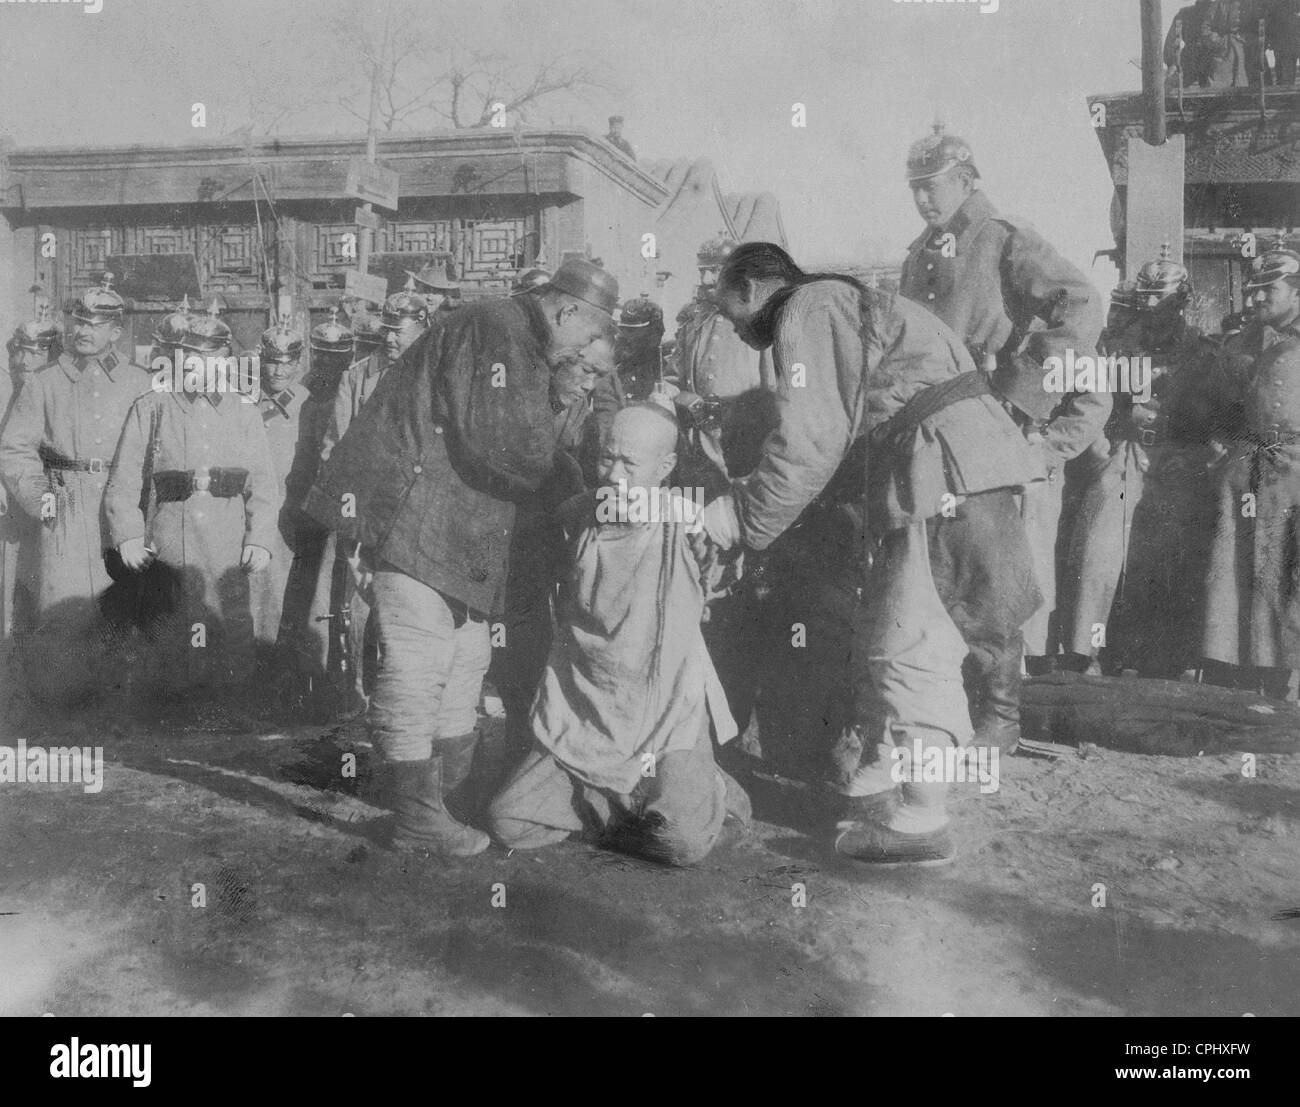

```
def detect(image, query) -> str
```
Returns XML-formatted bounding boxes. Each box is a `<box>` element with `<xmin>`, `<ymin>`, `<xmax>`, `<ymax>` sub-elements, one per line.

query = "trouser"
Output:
<box><xmin>368</xmin><ymin>569</ymin><xmax>492</xmax><ymax>763</ymax></box>
<box><xmin>833</xmin><ymin>490</ymin><xmax>1040</xmax><ymax>797</ymax></box>
<box><xmin>487</xmin><ymin>735</ymin><xmax>725</xmax><ymax>867</ymax></box>
<box><xmin>1019</xmin><ymin>470</ymin><xmax>1064</xmax><ymax>657</ymax></box>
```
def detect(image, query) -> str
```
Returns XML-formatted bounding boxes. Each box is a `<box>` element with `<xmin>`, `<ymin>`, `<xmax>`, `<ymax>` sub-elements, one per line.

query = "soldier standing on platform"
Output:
<box><xmin>104</xmin><ymin>305</ymin><xmax>279</xmax><ymax>700</ymax></box>
<box><xmin>1060</xmin><ymin>250</ymin><xmax>1217</xmax><ymax>677</ymax></box>
<box><xmin>1201</xmin><ymin>246</ymin><xmax>1300</xmax><ymax>700</ymax></box>
<box><xmin>0</xmin><ymin>274</ymin><xmax>151</xmax><ymax>704</ymax></box>
<box><xmin>898</xmin><ymin>124</ymin><xmax>1105</xmax><ymax>750</ymax></box>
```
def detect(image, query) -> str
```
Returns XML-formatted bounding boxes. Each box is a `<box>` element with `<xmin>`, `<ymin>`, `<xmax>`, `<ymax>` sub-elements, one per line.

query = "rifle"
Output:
<box><xmin>316</xmin><ymin>548</ymin><xmax>357</xmax><ymax>712</ymax></box>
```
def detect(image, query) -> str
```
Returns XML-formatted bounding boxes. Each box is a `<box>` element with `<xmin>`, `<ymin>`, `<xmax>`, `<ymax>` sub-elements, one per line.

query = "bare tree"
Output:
<box><xmin>326</xmin><ymin>0</ymin><xmax>615</xmax><ymax>133</ymax></box>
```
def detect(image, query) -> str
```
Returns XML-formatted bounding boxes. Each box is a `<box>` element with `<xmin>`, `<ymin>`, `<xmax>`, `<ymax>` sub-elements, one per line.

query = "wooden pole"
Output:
<box><xmin>1140</xmin><ymin>0</ymin><xmax>1166</xmax><ymax>146</ymax></box>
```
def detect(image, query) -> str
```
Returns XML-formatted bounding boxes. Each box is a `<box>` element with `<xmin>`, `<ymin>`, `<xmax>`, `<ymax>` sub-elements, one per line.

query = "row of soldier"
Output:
<box><xmin>2</xmin><ymin>121</ymin><xmax>1298</xmax><ymax>867</ymax></box>
<box><xmin>0</xmin><ymin>262</ymin><xmax>462</xmax><ymax>715</ymax></box>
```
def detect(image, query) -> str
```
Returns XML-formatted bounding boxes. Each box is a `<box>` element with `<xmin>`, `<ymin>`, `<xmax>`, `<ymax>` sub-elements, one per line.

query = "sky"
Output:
<box><xmin>0</xmin><ymin>0</ymin><xmax>1150</xmax><ymax>283</ymax></box>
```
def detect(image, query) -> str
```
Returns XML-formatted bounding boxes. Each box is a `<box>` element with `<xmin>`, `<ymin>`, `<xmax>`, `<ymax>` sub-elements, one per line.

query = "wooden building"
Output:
<box><xmin>0</xmin><ymin>128</ymin><xmax>680</xmax><ymax>362</ymax></box>
<box><xmin>1087</xmin><ymin>84</ymin><xmax>1300</xmax><ymax>333</ymax></box>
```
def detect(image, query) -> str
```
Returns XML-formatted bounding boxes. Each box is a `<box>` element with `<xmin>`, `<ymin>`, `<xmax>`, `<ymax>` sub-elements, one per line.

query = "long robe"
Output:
<box><xmin>533</xmin><ymin>492</ymin><xmax>736</xmax><ymax>795</ymax></box>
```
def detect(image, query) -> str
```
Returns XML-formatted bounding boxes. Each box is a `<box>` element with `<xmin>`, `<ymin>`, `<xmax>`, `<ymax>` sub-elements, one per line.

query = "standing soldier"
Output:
<box><xmin>104</xmin><ymin>304</ymin><xmax>279</xmax><ymax>701</ymax></box>
<box><xmin>1</xmin><ymin>303</ymin><xmax>61</xmax><ymax>650</ymax></box>
<box><xmin>321</xmin><ymin>280</ymin><xmax>428</xmax><ymax>462</ymax></box>
<box><xmin>292</xmin><ymin>309</ymin><xmax>356</xmax><ymax>707</ymax></box>
<box><xmin>699</xmin><ymin>243</ymin><xmax>1043</xmax><ymax>866</ymax></box>
<box><xmin>249</xmin><ymin>321</ymin><xmax>319</xmax><ymax>690</ymax></box>
<box><xmin>673</xmin><ymin>235</ymin><xmax>777</xmax><ymax>489</ymax></box>
<box><xmin>1061</xmin><ymin>250</ymin><xmax>1216</xmax><ymax>676</ymax></box>
<box><xmin>1201</xmin><ymin>245</ymin><xmax>1300</xmax><ymax>699</ymax></box>
<box><xmin>898</xmin><ymin>124</ymin><xmax>1105</xmax><ymax>749</ymax></box>
<box><xmin>0</xmin><ymin>274</ymin><xmax>152</xmax><ymax>703</ymax></box>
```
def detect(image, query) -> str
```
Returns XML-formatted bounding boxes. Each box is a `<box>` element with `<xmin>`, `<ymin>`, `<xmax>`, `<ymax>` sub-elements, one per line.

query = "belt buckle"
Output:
<box><xmin>1138</xmin><ymin>428</ymin><xmax>1157</xmax><ymax>447</ymax></box>
<box><xmin>87</xmin><ymin>457</ymin><xmax>105</xmax><ymax>474</ymax></box>
<box><xmin>192</xmin><ymin>467</ymin><xmax>211</xmax><ymax>494</ymax></box>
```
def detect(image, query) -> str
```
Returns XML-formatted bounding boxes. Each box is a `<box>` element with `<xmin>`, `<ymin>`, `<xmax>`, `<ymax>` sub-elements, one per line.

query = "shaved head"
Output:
<box><xmin>599</xmin><ymin>403</ymin><xmax>680</xmax><ymax>492</ymax></box>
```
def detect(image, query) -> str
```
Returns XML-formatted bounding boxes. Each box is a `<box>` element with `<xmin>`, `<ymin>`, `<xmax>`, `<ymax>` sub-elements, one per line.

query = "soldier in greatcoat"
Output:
<box><xmin>104</xmin><ymin>305</ymin><xmax>278</xmax><ymax>696</ymax></box>
<box><xmin>1201</xmin><ymin>246</ymin><xmax>1300</xmax><ymax>699</ymax></box>
<box><xmin>1059</xmin><ymin>251</ymin><xmax>1217</xmax><ymax>677</ymax></box>
<box><xmin>898</xmin><ymin>125</ymin><xmax>1105</xmax><ymax>746</ymax></box>
<box><xmin>0</xmin><ymin>274</ymin><xmax>152</xmax><ymax>703</ymax></box>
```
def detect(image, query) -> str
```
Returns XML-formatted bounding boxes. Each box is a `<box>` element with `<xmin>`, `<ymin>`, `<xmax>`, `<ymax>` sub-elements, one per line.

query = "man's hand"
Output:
<box><xmin>699</xmin><ymin>495</ymin><xmax>742</xmax><ymax>551</ymax></box>
<box><xmin>241</xmin><ymin>544</ymin><xmax>272</xmax><ymax>573</ymax></box>
<box><xmin>1130</xmin><ymin>398</ymin><xmax>1161</xmax><ymax>429</ymax></box>
<box><xmin>346</xmin><ymin>544</ymin><xmax>375</xmax><ymax>602</ymax></box>
<box><xmin>118</xmin><ymin>537</ymin><xmax>156</xmax><ymax>573</ymax></box>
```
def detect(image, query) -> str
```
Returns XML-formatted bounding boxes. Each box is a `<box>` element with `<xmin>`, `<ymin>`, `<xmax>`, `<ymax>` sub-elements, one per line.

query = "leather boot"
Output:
<box><xmin>383</xmin><ymin>758</ymin><xmax>489</xmax><ymax>858</ymax></box>
<box><xmin>438</xmin><ymin>731</ymin><xmax>479</xmax><ymax>822</ymax></box>
<box><xmin>970</xmin><ymin>635</ymin><xmax>1023</xmax><ymax>754</ymax></box>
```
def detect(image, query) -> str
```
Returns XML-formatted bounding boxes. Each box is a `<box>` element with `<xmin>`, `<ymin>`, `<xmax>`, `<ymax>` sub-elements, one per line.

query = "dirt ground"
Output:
<box><xmin>2</xmin><ymin>688</ymin><xmax>1299</xmax><ymax>1018</ymax></box>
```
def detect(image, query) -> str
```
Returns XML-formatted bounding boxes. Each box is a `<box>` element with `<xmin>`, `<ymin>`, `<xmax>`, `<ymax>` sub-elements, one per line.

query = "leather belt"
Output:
<box><xmin>153</xmin><ymin>467</ymin><xmax>249</xmax><ymax>503</ymax></box>
<box><xmin>39</xmin><ymin>446</ymin><xmax>112</xmax><ymax>475</ymax></box>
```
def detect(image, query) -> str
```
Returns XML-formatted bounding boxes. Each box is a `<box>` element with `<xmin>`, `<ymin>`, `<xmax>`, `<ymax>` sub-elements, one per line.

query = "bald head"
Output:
<box><xmin>599</xmin><ymin>403</ymin><xmax>680</xmax><ymax>492</ymax></box>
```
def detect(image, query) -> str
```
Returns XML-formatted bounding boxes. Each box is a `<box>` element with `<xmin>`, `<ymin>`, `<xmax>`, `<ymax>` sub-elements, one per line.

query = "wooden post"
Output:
<box><xmin>1141</xmin><ymin>0</ymin><xmax>1166</xmax><ymax>147</ymax></box>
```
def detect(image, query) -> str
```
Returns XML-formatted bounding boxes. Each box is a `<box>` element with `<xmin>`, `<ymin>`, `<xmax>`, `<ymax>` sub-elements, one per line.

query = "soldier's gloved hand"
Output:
<box><xmin>118</xmin><ymin>537</ymin><xmax>157</xmax><ymax>573</ymax></box>
<box><xmin>241</xmin><ymin>544</ymin><xmax>272</xmax><ymax>573</ymax></box>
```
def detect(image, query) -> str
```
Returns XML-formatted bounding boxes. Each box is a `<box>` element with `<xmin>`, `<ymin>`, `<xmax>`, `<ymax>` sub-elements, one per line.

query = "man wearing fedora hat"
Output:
<box><xmin>304</xmin><ymin>257</ymin><xmax>618</xmax><ymax>857</ymax></box>
<box><xmin>407</xmin><ymin>258</ymin><xmax>461</xmax><ymax>319</ymax></box>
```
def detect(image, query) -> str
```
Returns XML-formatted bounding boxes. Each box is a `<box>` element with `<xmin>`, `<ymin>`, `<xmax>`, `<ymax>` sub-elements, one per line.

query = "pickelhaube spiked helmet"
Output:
<box><xmin>1109</xmin><ymin>280</ymin><xmax>1139</xmax><ymax>309</ymax></box>
<box><xmin>1134</xmin><ymin>243</ymin><xmax>1191</xmax><ymax>307</ymax></box>
<box><xmin>260</xmin><ymin>320</ymin><xmax>304</xmax><ymax>364</ymax></box>
<box><xmin>379</xmin><ymin>278</ymin><xmax>429</xmax><ymax>330</ymax></box>
<box><xmin>696</xmin><ymin>234</ymin><xmax>737</xmax><ymax>269</ymax></box>
<box><xmin>180</xmin><ymin>300</ymin><xmax>234</xmax><ymax>353</ymax></box>
<box><xmin>11</xmin><ymin>301</ymin><xmax>62</xmax><ymax>353</ymax></box>
<box><xmin>1244</xmin><ymin>246</ymin><xmax>1300</xmax><ymax>292</ymax></box>
<box><xmin>906</xmin><ymin>122</ymin><xmax>979</xmax><ymax>184</ymax></box>
<box><xmin>153</xmin><ymin>295</ymin><xmax>195</xmax><ymax>349</ymax></box>
<box><xmin>352</xmin><ymin>313</ymin><xmax>383</xmax><ymax>351</ymax></box>
<box><xmin>310</xmin><ymin>308</ymin><xmax>355</xmax><ymax>355</ymax></box>
<box><xmin>71</xmin><ymin>272</ymin><xmax>126</xmax><ymax>325</ymax></box>
<box><xmin>616</xmin><ymin>295</ymin><xmax>664</xmax><ymax>331</ymax></box>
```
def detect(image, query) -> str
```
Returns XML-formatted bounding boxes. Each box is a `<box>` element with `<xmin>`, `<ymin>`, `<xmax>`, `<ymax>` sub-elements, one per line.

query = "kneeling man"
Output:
<box><xmin>488</xmin><ymin>403</ymin><xmax>737</xmax><ymax>865</ymax></box>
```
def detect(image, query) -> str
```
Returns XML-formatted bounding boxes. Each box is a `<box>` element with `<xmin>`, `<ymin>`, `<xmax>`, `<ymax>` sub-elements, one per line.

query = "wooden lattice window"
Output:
<box><xmin>382</xmin><ymin>220</ymin><xmax>453</xmax><ymax>254</ymax></box>
<box><xmin>463</xmin><ymin>218</ymin><xmax>527</xmax><ymax>277</ymax></box>
<box><xmin>315</xmin><ymin>224</ymin><xmax>358</xmax><ymax>270</ymax></box>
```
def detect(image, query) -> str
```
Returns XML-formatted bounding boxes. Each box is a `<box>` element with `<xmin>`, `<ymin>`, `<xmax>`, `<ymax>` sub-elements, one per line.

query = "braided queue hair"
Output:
<box><xmin>716</xmin><ymin>242</ymin><xmax>867</xmax><ymax>296</ymax></box>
